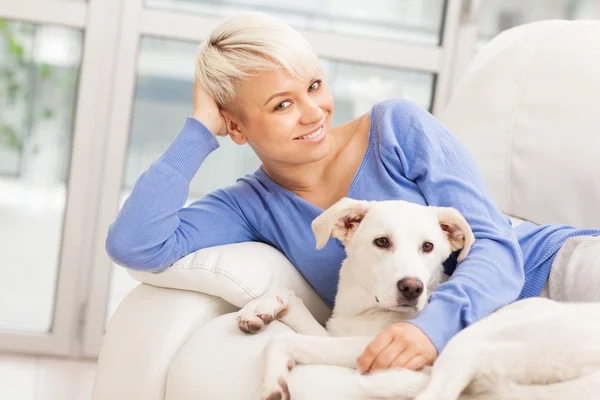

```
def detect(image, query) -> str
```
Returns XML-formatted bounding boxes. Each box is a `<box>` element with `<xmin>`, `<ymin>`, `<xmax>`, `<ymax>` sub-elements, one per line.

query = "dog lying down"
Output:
<box><xmin>236</xmin><ymin>198</ymin><xmax>600</xmax><ymax>400</ymax></box>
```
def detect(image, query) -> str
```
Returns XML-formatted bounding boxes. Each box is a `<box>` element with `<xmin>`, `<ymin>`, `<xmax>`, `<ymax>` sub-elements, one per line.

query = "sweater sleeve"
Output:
<box><xmin>383</xmin><ymin>99</ymin><xmax>524</xmax><ymax>353</ymax></box>
<box><xmin>105</xmin><ymin>117</ymin><xmax>260</xmax><ymax>272</ymax></box>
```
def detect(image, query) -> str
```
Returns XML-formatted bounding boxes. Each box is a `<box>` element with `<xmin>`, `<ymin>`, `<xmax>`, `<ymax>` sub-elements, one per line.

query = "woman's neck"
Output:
<box><xmin>262</xmin><ymin>113</ymin><xmax>370</xmax><ymax>203</ymax></box>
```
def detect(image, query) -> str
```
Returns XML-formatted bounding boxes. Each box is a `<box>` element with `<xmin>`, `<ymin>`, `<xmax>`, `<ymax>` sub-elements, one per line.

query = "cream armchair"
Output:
<box><xmin>92</xmin><ymin>20</ymin><xmax>600</xmax><ymax>400</ymax></box>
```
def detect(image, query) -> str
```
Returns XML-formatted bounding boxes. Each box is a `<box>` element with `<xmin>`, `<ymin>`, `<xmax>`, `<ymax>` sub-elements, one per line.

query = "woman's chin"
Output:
<box><xmin>302</xmin><ymin>143</ymin><xmax>331</xmax><ymax>163</ymax></box>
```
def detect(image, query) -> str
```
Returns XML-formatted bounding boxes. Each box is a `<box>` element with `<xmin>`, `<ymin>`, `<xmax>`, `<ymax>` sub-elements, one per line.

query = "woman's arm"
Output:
<box><xmin>385</xmin><ymin>99</ymin><xmax>524</xmax><ymax>353</ymax></box>
<box><xmin>106</xmin><ymin>117</ymin><xmax>261</xmax><ymax>272</ymax></box>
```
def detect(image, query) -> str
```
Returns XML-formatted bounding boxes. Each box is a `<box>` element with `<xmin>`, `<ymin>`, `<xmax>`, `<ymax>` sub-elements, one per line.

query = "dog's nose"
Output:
<box><xmin>397</xmin><ymin>278</ymin><xmax>424</xmax><ymax>301</ymax></box>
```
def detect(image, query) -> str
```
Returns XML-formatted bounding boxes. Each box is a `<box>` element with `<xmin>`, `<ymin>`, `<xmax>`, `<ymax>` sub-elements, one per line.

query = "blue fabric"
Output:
<box><xmin>106</xmin><ymin>99</ymin><xmax>600</xmax><ymax>352</ymax></box>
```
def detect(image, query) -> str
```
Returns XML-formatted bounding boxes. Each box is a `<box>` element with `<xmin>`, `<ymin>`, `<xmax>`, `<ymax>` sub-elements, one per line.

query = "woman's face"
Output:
<box><xmin>221</xmin><ymin>68</ymin><xmax>335</xmax><ymax>167</ymax></box>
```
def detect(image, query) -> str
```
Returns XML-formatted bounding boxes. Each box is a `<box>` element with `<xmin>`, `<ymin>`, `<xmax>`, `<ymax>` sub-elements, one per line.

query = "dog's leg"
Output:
<box><xmin>237</xmin><ymin>289</ymin><xmax>328</xmax><ymax>336</ymax></box>
<box><xmin>278</xmin><ymin>296</ymin><xmax>330</xmax><ymax>336</ymax></box>
<box><xmin>356</xmin><ymin>368</ymin><xmax>430</xmax><ymax>400</ymax></box>
<box><xmin>260</xmin><ymin>335</ymin><xmax>372</xmax><ymax>400</ymax></box>
<box><xmin>412</xmin><ymin>340</ymin><xmax>482</xmax><ymax>400</ymax></box>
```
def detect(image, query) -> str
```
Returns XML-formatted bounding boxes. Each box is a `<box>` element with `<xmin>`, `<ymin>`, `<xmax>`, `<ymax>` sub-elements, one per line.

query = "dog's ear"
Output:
<box><xmin>311</xmin><ymin>197</ymin><xmax>370</xmax><ymax>249</ymax></box>
<box><xmin>436</xmin><ymin>207</ymin><xmax>475</xmax><ymax>262</ymax></box>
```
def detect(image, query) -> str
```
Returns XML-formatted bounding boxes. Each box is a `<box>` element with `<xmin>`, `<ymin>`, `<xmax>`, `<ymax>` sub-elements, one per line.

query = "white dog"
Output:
<box><xmin>237</xmin><ymin>198</ymin><xmax>600</xmax><ymax>400</ymax></box>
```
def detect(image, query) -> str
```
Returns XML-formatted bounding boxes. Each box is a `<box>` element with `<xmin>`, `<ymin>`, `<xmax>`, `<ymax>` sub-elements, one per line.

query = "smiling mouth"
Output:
<box><xmin>294</xmin><ymin>126</ymin><xmax>324</xmax><ymax>141</ymax></box>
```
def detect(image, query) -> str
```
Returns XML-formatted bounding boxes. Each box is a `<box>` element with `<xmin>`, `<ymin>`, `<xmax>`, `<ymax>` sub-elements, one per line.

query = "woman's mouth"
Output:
<box><xmin>294</xmin><ymin>126</ymin><xmax>325</xmax><ymax>142</ymax></box>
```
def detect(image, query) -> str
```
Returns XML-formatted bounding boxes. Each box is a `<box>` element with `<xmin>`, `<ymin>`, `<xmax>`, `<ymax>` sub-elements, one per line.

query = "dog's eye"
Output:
<box><xmin>373</xmin><ymin>237</ymin><xmax>390</xmax><ymax>248</ymax></box>
<box><xmin>422</xmin><ymin>241</ymin><xmax>434</xmax><ymax>252</ymax></box>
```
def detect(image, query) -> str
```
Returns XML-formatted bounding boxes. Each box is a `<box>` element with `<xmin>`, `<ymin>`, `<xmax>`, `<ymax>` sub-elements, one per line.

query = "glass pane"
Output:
<box><xmin>106</xmin><ymin>36</ymin><xmax>434</xmax><ymax>324</ymax></box>
<box><xmin>478</xmin><ymin>0</ymin><xmax>599</xmax><ymax>47</ymax></box>
<box><xmin>321</xmin><ymin>59</ymin><xmax>433</xmax><ymax>127</ymax></box>
<box><xmin>0</xmin><ymin>20</ymin><xmax>82</xmax><ymax>332</ymax></box>
<box><xmin>146</xmin><ymin>0</ymin><xmax>446</xmax><ymax>44</ymax></box>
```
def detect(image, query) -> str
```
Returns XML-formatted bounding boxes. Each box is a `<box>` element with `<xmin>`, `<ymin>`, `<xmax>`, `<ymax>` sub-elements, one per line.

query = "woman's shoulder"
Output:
<box><xmin>370</xmin><ymin>98</ymin><xmax>430</xmax><ymax>150</ymax></box>
<box><xmin>371</xmin><ymin>98</ymin><xmax>429</xmax><ymax>123</ymax></box>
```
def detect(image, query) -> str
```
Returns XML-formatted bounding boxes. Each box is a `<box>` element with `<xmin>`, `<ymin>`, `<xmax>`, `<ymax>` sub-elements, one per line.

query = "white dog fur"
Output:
<box><xmin>236</xmin><ymin>198</ymin><xmax>600</xmax><ymax>400</ymax></box>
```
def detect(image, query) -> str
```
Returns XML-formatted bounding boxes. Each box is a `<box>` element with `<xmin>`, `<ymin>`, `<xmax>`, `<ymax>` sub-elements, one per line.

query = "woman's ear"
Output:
<box><xmin>220</xmin><ymin>109</ymin><xmax>247</xmax><ymax>145</ymax></box>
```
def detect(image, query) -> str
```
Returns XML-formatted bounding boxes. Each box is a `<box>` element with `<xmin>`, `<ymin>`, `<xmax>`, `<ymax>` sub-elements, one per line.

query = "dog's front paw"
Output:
<box><xmin>261</xmin><ymin>376</ymin><xmax>290</xmax><ymax>400</ymax></box>
<box><xmin>237</xmin><ymin>290</ymin><xmax>292</xmax><ymax>334</ymax></box>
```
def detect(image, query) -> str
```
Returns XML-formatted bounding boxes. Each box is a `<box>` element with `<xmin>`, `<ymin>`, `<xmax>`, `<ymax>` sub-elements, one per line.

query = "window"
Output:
<box><xmin>0</xmin><ymin>20</ymin><xmax>82</xmax><ymax>333</ymax></box>
<box><xmin>146</xmin><ymin>0</ymin><xmax>446</xmax><ymax>44</ymax></box>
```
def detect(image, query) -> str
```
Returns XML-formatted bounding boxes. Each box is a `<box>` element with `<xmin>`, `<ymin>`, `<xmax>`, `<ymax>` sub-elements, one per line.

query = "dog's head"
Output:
<box><xmin>311</xmin><ymin>198</ymin><xmax>474</xmax><ymax>314</ymax></box>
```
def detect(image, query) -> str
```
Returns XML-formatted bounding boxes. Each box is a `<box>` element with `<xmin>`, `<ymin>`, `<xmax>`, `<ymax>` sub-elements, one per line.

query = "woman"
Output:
<box><xmin>106</xmin><ymin>12</ymin><xmax>600</xmax><ymax>373</ymax></box>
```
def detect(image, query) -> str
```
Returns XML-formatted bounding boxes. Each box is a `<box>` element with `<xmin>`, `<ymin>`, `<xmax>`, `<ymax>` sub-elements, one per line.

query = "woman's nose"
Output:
<box><xmin>300</xmin><ymin>99</ymin><xmax>324</xmax><ymax>125</ymax></box>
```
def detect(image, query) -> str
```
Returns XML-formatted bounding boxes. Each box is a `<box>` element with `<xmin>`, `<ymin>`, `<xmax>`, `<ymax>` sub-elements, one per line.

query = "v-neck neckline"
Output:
<box><xmin>256</xmin><ymin>106</ymin><xmax>375</xmax><ymax>212</ymax></box>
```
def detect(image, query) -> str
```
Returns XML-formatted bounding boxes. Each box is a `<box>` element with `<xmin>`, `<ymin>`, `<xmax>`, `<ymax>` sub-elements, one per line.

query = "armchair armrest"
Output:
<box><xmin>128</xmin><ymin>242</ymin><xmax>332</xmax><ymax>324</ymax></box>
<box><xmin>92</xmin><ymin>284</ymin><xmax>237</xmax><ymax>400</ymax></box>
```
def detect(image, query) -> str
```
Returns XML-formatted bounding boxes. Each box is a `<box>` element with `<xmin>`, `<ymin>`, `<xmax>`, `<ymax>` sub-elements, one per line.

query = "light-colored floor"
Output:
<box><xmin>0</xmin><ymin>353</ymin><xmax>96</xmax><ymax>400</ymax></box>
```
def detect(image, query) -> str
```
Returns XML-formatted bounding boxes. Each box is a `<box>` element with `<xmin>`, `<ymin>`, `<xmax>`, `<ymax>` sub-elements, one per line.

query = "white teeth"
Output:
<box><xmin>297</xmin><ymin>127</ymin><xmax>323</xmax><ymax>140</ymax></box>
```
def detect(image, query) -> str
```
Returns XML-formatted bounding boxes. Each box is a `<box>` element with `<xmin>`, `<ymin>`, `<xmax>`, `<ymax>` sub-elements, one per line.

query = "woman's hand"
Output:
<box><xmin>192</xmin><ymin>78</ymin><xmax>228</xmax><ymax>137</ymax></box>
<box><xmin>357</xmin><ymin>322</ymin><xmax>437</xmax><ymax>373</ymax></box>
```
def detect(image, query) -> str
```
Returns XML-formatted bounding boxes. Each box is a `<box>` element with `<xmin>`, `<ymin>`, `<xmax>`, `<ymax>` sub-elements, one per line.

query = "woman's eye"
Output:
<box><xmin>274</xmin><ymin>101</ymin><xmax>292</xmax><ymax>111</ymax></box>
<box><xmin>374</xmin><ymin>237</ymin><xmax>390</xmax><ymax>248</ymax></box>
<box><xmin>308</xmin><ymin>80</ymin><xmax>322</xmax><ymax>92</ymax></box>
<box><xmin>422</xmin><ymin>241</ymin><xmax>434</xmax><ymax>253</ymax></box>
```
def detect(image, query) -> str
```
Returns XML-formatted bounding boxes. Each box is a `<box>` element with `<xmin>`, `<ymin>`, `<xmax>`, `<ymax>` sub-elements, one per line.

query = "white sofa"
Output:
<box><xmin>92</xmin><ymin>20</ymin><xmax>600</xmax><ymax>400</ymax></box>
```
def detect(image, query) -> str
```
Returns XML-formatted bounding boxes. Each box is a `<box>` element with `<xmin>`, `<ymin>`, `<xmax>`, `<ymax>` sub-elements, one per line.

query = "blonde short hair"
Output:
<box><xmin>195</xmin><ymin>12</ymin><xmax>322</xmax><ymax>107</ymax></box>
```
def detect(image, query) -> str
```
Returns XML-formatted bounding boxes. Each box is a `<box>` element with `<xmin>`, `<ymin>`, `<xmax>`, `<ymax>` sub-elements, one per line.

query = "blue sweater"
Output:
<box><xmin>106</xmin><ymin>99</ymin><xmax>599</xmax><ymax>352</ymax></box>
